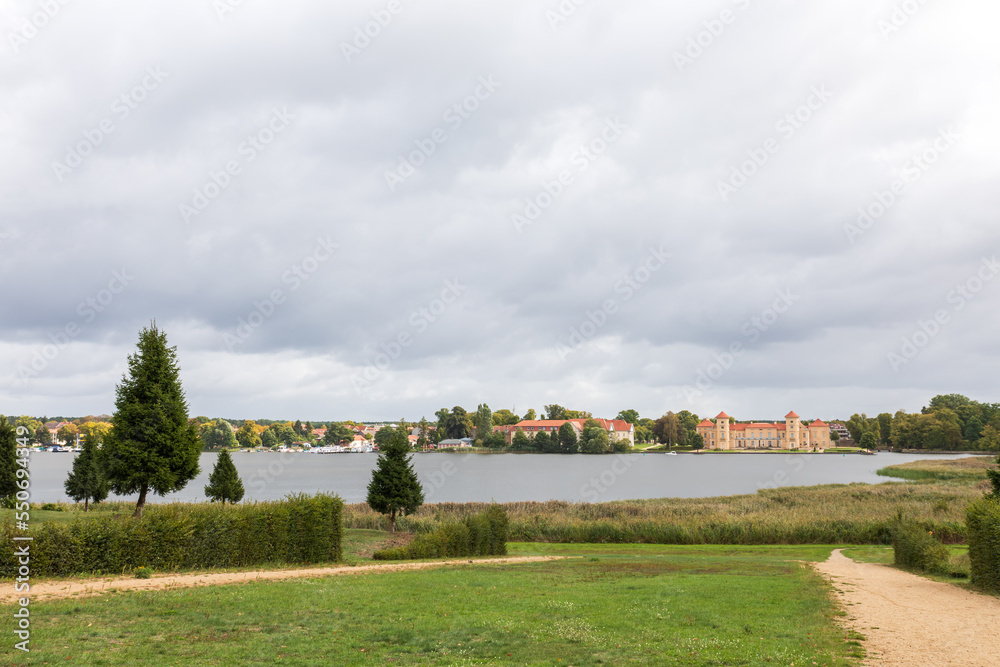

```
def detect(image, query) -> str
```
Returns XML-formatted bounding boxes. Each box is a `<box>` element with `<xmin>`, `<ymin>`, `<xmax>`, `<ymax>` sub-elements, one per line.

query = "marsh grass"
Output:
<box><xmin>877</xmin><ymin>456</ymin><xmax>995</xmax><ymax>482</ymax></box>
<box><xmin>345</xmin><ymin>479</ymin><xmax>975</xmax><ymax>545</ymax></box>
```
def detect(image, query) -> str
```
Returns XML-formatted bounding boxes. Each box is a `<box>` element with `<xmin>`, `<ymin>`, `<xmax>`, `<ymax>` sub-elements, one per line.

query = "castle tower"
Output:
<box><xmin>716</xmin><ymin>412</ymin><xmax>731</xmax><ymax>450</ymax></box>
<box><xmin>785</xmin><ymin>411</ymin><xmax>801</xmax><ymax>448</ymax></box>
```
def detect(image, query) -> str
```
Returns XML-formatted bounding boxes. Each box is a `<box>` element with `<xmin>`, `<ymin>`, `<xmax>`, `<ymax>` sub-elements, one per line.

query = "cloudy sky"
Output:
<box><xmin>2</xmin><ymin>0</ymin><xmax>999</xmax><ymax>422</ymax></box>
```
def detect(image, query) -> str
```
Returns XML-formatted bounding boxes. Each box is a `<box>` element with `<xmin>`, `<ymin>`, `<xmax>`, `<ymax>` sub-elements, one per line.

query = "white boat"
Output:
<box><xmin>666</xmin><ymin>451</ymin><xmax>678</xmax><ymax>456</ymax></box>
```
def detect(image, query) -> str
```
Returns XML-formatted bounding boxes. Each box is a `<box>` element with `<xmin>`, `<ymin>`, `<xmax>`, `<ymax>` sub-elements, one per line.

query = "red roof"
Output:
<box><xmin>809</xmin><ymin>419</ymin><xmax>827</xmax><ymax>427</ymax></box>
<box><xmin>785</xmin><ymin>411</ymin><xmax>800</xmax><ymax>419</ymax></box>
<box><xmin>716</xmin><ymin>412</ymin><xmax>730</xmax><ymax>420</ymax></box>
<box><xmin>697</xmin><ymin>419</ymin><xmax>713</xmax><ymax>427</ymax></box>
<box><xmin>567</xmin><ymin>418</ymin><xmax>633</xmax><ymax>432</ymax></box>
<box><xmin>497</xmin><ymin>419</ymin><xmax>634</xmax><ymax>435</ymax></box>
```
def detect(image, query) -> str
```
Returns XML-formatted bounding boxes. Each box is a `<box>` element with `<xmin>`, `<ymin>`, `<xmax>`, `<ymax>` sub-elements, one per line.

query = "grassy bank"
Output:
<box><xmin>1</xmin><ymin>545</ymin><xmax>862</xmax><ymax>666</ymax></box>
<box><xmin>876</xmin><ymin>456</ymin><xmax>995</xmax><ymax>482</ymax></box>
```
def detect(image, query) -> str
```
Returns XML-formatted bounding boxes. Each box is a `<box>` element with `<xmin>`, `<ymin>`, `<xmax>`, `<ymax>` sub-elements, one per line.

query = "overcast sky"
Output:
<box><xmin>2</xmin><ymin>0</ymin><xmax>999</xmax><ymax>422</ymax></box>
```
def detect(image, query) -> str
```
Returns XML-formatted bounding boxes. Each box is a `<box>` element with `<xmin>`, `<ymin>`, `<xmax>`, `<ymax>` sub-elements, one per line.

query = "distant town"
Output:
<box><xmin>8</xmin><ymin>393</ymin><xmax>997</xmax><ymax>454</ymax></box>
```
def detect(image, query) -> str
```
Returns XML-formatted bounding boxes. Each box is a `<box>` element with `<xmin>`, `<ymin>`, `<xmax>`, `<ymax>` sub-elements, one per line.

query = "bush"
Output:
<box><xmin>134</xmin><ymin>567</ymin><xmax>153</xmax><ymax>579</ymax></box>
<box><xmin>373</xmin><ymin>506</ymin><xmax>508</xmax><ymax>561</ymax></box>
<box><xmin>0</xmin><ymin>493</ymin><xmax>343</xmax><ymax>577</ymax></box>
<box><xmin>40</xmin><ymin>503</ymin><xmax>62</xmax><ymax>512</ymax></box>
<box><xmin>966</xmin><ymin>495</ymin><xmax>1000</xmax><ymax>592</ymax></box>
<box><xmin>893</xmin><ymin>517</ymin><xmax>949</xmax><ymax>574</ymax></box>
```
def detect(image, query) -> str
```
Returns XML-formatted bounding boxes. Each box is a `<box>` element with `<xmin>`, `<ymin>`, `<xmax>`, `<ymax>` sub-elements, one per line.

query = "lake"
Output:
<box><xmin>25</xmin><ymin>450</ymin><xmax>969</xmax><ymax>505</ymax></box>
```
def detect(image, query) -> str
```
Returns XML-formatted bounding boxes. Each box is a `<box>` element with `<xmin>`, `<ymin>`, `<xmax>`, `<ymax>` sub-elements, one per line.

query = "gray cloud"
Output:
<box><xmin>2</xmin><ymin>0</ymin><xmax>999</xmax><ymax>421</ymax></box>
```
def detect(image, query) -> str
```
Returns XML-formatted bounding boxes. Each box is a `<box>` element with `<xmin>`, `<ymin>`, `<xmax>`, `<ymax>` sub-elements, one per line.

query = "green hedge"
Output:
<box><xmin>892</xmin><ymin>518</ymin><xmax>949</xmax><ymax>573</ymax></box>
<box><xmin>966</xmin><ymin>496</ymin><xmax>1000</xmax><ymax>592</ymax></box>
<box><xmin>374</xmin><ymin>505</ymin><xmax>508</xmax><ymax>561</ymax></box>
<box><xmin>0</xmin><ymin>493</ymin><xmax>342</xmax><ymax>577</ymax></box>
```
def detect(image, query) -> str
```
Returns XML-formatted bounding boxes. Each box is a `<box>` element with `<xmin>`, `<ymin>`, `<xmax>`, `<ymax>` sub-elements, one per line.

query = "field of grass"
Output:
<box><xmin>1</xmin><ymin>544</ymin><xmax>863</xmax><ymax>666</ymax></box>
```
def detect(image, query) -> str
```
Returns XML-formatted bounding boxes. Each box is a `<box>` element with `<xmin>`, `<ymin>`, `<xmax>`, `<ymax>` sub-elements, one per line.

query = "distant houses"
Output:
<box><xmin>437</xmin><ymin>438</ymin><xmax>474</xmax><ymax>449</ymax></box>
<box><xmin>696</xmin><ymin>411</ymin><xmax>832</xmax><ymax>450</ymax></box>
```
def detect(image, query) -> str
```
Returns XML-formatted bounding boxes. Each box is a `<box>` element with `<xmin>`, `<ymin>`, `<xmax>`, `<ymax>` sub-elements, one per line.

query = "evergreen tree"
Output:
<box><xmin>103</xmin><ymin>323</ymin><xmax>201</xmax><ymax>517</ymax></box>
<box><xmin>417</xmin><ymin>417</ymin><xmax>430</xmax><ymax>449</ymax></box>
<box><xmin>35</xmin><ymin>424</ymin><xmax>52</xmax><ymax>446</ymax></box>
<box><xmin>860</xmin><ymin>432</ymin><xmax>877</xmax><ymax>451</ymax></box>
<box><xmin>325</xmin><ymin>423</ymin><xmax>354</xmax><ymax>446</ymax></box>
<box><xmin>558</xmin><ymin>422</ymin><xmax>579</xmax><ymax>454</ymax></box>
<box><xmin>204</xmin><ymin>449</ymin><xmax>245</xmax><ymax>504</ymax></box>
<box><xmin>511</xmin><ymin>429</ymin><xmax>531</xmax><ymax>452</ymax></box>
<box><xmin>533</xmin><ymin>430</ymin><xmax>552</xmax><ymax>453</ymax></box>
<box><xmin>64</xmin><ymin>432</ymin><xmax>109</xmax><ymax>511</ymax></box>
<box><xmin>0</xmin><ymin>417</ymin><xmax>18</xmax><ymax>501</ymax></box>
<box><xmin>987</xmin><ymin>450</ymin><xmax>1000</xmax><ymax>495</ymax></box>
<box><xmin>580</xmin><ymin>426</ymin><xmax>609</xmax><ymax>454</ymax></box>
<box><xmin>366</xmin><ymin>427</ymin><xmax>424</xmax><ymax>532</ymax></box>
<box><xmin>199</xmin><ymin>420</ymin><xmax>237</xmax><ymax>450</ymax></box>
<box><xmin>294</xmin><ymin>419</ymin><xmax>304</xmax><ymax>436</ymax></box>
<box><xmin>475</xmin><ymin>403</ymin><xmax>493</xmax><ymax>442</ymax></box>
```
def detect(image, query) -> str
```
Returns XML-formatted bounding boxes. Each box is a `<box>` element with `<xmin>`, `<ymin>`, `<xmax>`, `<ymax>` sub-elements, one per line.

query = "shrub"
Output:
<box><xmin>134</xmin><ymin>567</ymin><xmax>153</xmax><ymax>579</ymax></box>
<box><xmin>40</xmin><ymin>503</ymin><xmax>62</xmax><ymax>512</ymax></box>
<box><xmin>966</xmin><ymin>495</ymin><xmax>1000</xmax><ymax>592</ymax></box>
<box><xmin>893</xmin><ymin>517</ymin><xmax>949</xmax><ymax>574</ymax></box>
<box><xmin>373</xmin><ymin>506</ymin><xmax>508</xmax><ymax>561</ymax></box>
<box><xmin>0</xmin><ymin>493</ymin><xmax>343</xmax><ymax>577</ymax></box>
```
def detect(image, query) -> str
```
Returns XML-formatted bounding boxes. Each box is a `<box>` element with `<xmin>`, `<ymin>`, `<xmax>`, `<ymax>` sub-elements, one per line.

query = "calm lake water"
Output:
<box><xmin>25</xmin><ymin>451</ymin><xmax>971</xmax><ymax>505</ymax></box>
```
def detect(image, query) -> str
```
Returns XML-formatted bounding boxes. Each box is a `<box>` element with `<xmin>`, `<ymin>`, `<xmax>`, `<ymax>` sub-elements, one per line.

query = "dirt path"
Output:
<box><xmin>813</xmin><ymin>548</ymin><xmax>1000</xmax><ymax>666</ymax></box>
<box><xmin>3</xmin><ymin>556</ymin><xmax>563</xmax><ymax>604</ymax></box>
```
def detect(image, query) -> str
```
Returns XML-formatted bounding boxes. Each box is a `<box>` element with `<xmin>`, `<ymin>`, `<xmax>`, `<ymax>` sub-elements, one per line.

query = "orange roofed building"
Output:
<box><xmin>494</xmin><ymin>419</ymin><xmax>635</xmax><ymax>447</ymax></box>
<box><xmin>696</xmin><ymin>411</ymin><xmax>831</xmax><ymax>450</ymax></box>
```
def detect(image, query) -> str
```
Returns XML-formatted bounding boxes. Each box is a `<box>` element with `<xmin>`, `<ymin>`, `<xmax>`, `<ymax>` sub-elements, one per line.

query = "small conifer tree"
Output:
<box><xmin>204</xmin><ymin>449</ymin><xmax>245</xmax><ymax>504</ymax></box>
<box><xmin>65</xmin><ymin>432</ymin><xmax>110</xmax><ymax>511</ymax></box>
<box><xmin>366</xmin><ymin>427</ymin><xmax>423</xmax><ymax>532</ymax></box>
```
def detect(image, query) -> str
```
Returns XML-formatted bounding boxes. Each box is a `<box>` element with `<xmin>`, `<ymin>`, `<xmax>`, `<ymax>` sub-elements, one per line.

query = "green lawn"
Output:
<box><xmin>2</xmin><ymin>544</ymin><xmax>863</xmax><ymax>666</ymax></box>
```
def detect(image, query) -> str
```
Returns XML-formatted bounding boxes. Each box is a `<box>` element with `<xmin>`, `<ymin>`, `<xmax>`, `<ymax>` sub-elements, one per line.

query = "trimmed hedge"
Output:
<box><xmin>1</xmin><ymin>493</ymin><xmax>342</xmax><ymax>577</ymax></box>
<box><xmin>966</xmin><ymin>495</ymin><xmax>1000</xmax><ymax>592</ymax></box>
<box><xmin>892</xmin><ymin>518</ymin><xmax>949</xmax><ymax>574</ymax></box>
<box><xmin>374</xmin><ymin>505</ymin><xmax>508</xmax><ymax>560</ymax></box>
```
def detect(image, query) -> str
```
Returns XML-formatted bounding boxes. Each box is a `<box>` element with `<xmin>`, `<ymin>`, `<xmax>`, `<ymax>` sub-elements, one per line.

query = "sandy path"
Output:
<box><xmin>813</xmin><ymin>549</ymin><xmax>1000</xmax><ymax>666</ymax></box>
<box><xmin>3</xmin><ymin>556</ymin><xmax>563</xmax><ymax>604</ymax></box>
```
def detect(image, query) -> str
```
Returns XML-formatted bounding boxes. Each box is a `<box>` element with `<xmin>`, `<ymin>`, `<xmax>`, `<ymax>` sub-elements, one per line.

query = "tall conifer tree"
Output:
<box><xmin>0</xmin><ymin>417</ymin><xmax>18</xmax><ymax>501</ymax></box>
<box><xmin>103</xmin><ymin>322</ymin><xmax>201</xmax><ymax>517</ymax></box>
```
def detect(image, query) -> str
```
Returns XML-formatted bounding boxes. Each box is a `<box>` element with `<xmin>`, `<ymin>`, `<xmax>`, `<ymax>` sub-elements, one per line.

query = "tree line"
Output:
<box><xmin>845</xmin><ymin>394</ymin><xmax>1000</xmax><ymax>451</ymax></box>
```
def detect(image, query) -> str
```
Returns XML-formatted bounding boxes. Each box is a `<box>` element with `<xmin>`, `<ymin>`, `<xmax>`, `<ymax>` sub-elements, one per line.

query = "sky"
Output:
<box><xmin>2</xmin><ymin>0</ymin><xmax>999</xmax><ymax>423</ymax></box>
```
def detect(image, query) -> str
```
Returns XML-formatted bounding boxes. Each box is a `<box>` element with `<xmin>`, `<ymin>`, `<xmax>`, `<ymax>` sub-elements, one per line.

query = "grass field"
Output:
<box><xmin>1</xmin><ymin>544</ymin><xmax>863</xmax><ymax>666</ymax></box>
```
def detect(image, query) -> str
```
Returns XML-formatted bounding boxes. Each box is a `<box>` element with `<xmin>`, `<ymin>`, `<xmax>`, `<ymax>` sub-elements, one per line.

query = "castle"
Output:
<box><xmin>696</xmin><ymin>411</ymin><xmax>831</xmax><ymax>450</ymax></box>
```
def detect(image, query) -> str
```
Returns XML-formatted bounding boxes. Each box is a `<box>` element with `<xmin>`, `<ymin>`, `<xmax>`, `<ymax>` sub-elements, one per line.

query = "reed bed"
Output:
<box><xmin>344</xmin><ymin>481</ymin><xmax>978</xmax><ymax>545</ymax></box>
<box><xmin>877</xmin><ymin>456</ymin><xmax>996</xmax><ymax>481</ymax></box>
